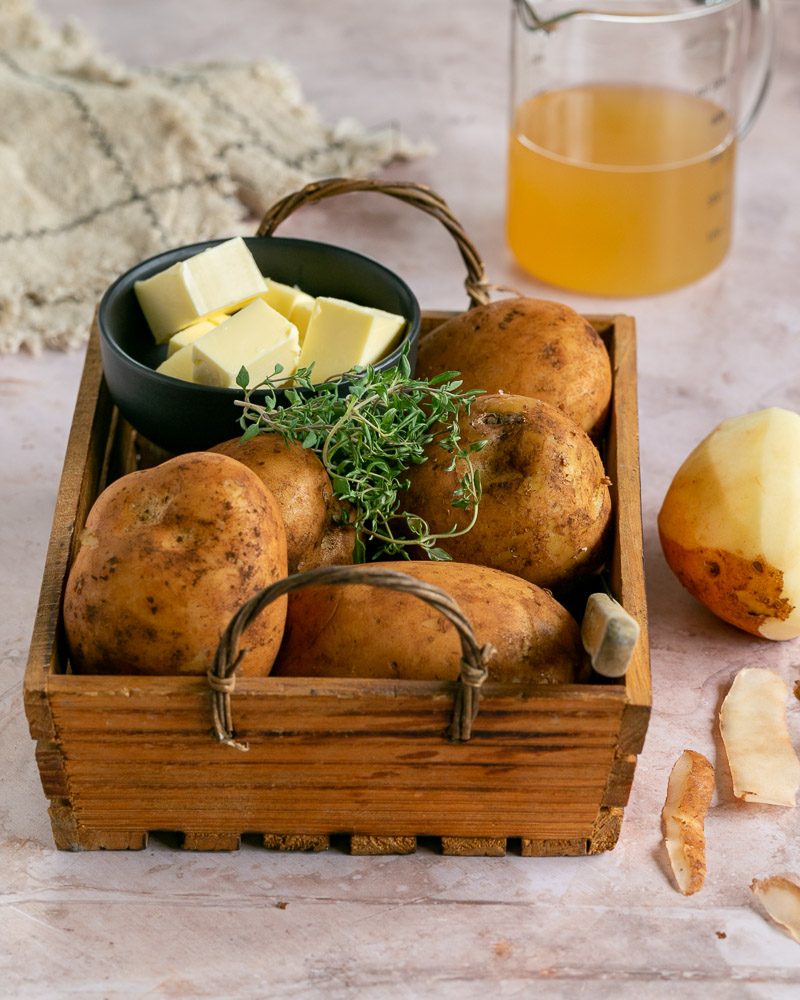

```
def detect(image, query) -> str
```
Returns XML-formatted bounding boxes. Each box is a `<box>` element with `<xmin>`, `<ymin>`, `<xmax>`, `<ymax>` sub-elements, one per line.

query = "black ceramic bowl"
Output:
<box><xmin>98</xmin><ymin>236</ymin><xmax>421</xmax><ymax>453</ymax></box>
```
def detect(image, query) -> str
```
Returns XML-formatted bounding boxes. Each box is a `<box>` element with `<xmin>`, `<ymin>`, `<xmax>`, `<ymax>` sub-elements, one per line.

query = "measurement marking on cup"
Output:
<box><xmin>695</xmin><ymin>75</ymin><xmax>729</xmax><ymax>99</ymax></box>
<box><xmin>707</xmin><ymin>227</ymin><xmax>724</xmax><ymax>242</ymax></box>
<box><xmin>707</xmin><ymin>191</ymin><xmax>723</xmax><ymax>207</ymax></box>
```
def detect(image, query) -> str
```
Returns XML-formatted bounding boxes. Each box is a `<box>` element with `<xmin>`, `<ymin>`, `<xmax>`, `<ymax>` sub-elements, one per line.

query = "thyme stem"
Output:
<box><xmin>235</xmin><ymin>348</ymin><xmax>485</xmax><ymax>562</ymax></box>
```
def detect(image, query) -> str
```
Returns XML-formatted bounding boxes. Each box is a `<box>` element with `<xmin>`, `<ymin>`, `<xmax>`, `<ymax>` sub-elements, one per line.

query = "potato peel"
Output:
<box><xmin>719</xmin><ymin>668</ymin><xmax>800</xmax><ymax>807</ymax></box>
<box><xmin>662</xmin><ymin>749</ymin><xmax>715</xmax><ymax>895</ymax></box>
<box><xmin>752</xmin><ymin>876</ymin><xmax>800</xmax><ymax>944</ymax></box>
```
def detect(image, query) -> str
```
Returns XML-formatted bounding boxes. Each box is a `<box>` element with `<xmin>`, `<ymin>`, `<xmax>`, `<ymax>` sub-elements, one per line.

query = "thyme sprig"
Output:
<box><xmin>235</xmin><ymin>349</ymin><xmax>485</xmax><ymax>562</ymax></box>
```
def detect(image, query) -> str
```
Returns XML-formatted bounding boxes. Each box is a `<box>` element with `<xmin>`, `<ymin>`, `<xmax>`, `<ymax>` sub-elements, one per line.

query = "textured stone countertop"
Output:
<box><xmin>3</xmin><ymin>1</ymin><xmax>800</xmax><ymax>997</ymax></box>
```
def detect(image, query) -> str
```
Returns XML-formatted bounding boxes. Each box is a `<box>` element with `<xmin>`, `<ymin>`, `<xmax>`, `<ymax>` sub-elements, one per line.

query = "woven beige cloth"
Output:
<box><xmin>0</xmin><ymin>1</ymin><xmax>427</xmax><ymax>353</ymax></box>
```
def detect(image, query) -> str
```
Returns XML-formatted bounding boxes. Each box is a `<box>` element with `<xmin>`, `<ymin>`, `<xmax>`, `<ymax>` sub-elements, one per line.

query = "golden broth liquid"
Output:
<box><xmin>506</xmin><ymin>84</ymin><xmax>736</xmax><ymax>295</ymax></box>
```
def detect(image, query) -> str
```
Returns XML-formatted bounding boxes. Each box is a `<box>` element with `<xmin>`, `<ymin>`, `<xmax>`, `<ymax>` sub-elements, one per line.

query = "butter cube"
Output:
<box><xmin>218</xmin><ymin>280</ymin><xmax>316</xmax><ymax>341</ymax></box>
<box><xmin>134</xmin><ymin>237</ymin><xmax>267</xmax><ymax>343</ymax></box>
<box><xmin>156</xmin><ymin>343</ymin><xmax>195</xmax><ymax>383</ymax></box>
<box><xmin>264</xmin><ymin>279</ymin><xmax>315</xmax><ymax>334</ymax></box>
<box><xmin>288</xmin><ymin>295</ymin><xmax>315</xmax><ymax>341</ymax></box>
<box><xmin>167</xmin><ymin>318</ymin><xmax>217</xmax><ymax>357</ymax></box>
<box><xmin>192</xmin><ymin>298</ymin><xmax>300</xmax><ymax>389</ymax></box>
<box><xmin>297</xmin><ymin>297</ymin><xmax>405</xmax><ymax>383</ymax></box>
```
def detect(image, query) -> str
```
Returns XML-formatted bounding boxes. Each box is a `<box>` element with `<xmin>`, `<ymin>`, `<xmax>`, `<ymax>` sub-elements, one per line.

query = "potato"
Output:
<box><xmin>272</xmin><ymin>561</ymin><xmax>581</xmax><ymax>685</ymax></box>
<box><xmin>211</xmin><ymin>434</ymin><xmax>354</xmax><ymax>573</ymax></box>
<box><xmin>403</xmin><ymin>393</ymin><xmax>612</xmax><ymax>591</ymax></box>
<box><xmin>416</xmin><ymin>297</ymin><xmax>612</xmax><ymax>437</ymax></box>
<box><xmin>659</xmin><ymin>407</ymin><xmax>800</xmax><ymax>640</ymax></box>
<box><xmin>63</xmin><ymin>451</ymin><xmax>288</xmax><ymax>675</ymax></box>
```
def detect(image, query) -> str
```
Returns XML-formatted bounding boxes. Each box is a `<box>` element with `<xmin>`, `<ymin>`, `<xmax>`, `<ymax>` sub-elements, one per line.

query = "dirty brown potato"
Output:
<box><xmin>403</xmin><ymin>393</ymin><xmax>612</xmax><ymax>591</ymax></box>
<box><xmin>272</xmin><ymin>561</ymin><xmax>581</xmax><ymax>685</ymax></box>
<box><xmin>63</xmin><ymin>451</ymin><xmax>288</xmax><ymax>675</ymax></box>
<box><xmin>211</xmin><ymin>434</ymin><xmax>355</xmax><ymax>573</ymax></box>
<box><xmin>416</xmin><ymin>297</ymin><xmax>612</xmax><ymax>438</ymax></box>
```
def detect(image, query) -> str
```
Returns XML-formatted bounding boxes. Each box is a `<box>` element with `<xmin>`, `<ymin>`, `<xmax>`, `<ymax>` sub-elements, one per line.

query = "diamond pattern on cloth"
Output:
<box><xmin>0</xmin><ymin>1</ymin><xmax>428</xmax><ymax>353</ymax></box>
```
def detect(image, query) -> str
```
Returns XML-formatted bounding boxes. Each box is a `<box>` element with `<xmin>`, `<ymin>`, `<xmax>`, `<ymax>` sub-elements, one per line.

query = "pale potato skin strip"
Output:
<box><xmin>752</xmin><ymin>876</ymin><xmax>800</xmax><ymax>944</ymax></box>
<box><xmin>662</xmin><ymin>749</ymin><xmax>714</xmax><ymax>896</ymax></box>
<box><xmin>719</xmin><ymin>668</ymin><xmax>800</xmax><ymax>807</ymax></box>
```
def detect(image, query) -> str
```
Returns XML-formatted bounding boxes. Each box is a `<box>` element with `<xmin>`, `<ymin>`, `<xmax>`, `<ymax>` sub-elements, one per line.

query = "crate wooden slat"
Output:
<box><xmin>24</xmin><ymin>311</ymin><xmax>650</xmax><ymax>855</ymax></box>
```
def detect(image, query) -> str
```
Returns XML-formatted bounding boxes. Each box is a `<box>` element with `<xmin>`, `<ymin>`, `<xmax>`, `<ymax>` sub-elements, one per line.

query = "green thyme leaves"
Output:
<box><xmin>236</xmin><ymin>349</ymin><xmax>484</xmax><ymax>562</ymax></box>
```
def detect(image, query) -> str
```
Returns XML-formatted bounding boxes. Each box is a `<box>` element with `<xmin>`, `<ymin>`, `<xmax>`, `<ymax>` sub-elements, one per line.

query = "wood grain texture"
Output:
<box><xmin>588</xmin><ymin>807</ymin><xmax>625</xmax><ymax>854</ymax></box>
<box><xmin>441</xmin><ymin>837</ymin><xmax>507</xmax><ymax>857</ymax></box>
<box><xmin>183</xmin><ymin>832</ymin><xmax>241</xmax><ymax>851</ymax></box>
<box><xmin>23</xmin><ymin>312</ymin><xmax>650</xmax><ymax>854</ymax></box>
<box><xmin>520</xmin><ymin>837</ymin><xmax>587</xmax><ymax>857</ymax></box>
<box><xmin>262</xmin><ymin>833</ymin><xmax>330</xmax><ymax>852</ymax></box>
<box><xmin>350</xmin><ymin>835</ymin><xmax>417</xmax><ymax>855</ymax></box>
<box><xmin>602</xmin><ymin>317</ymin><xmax>652</xmax><ymax>724</ymax></box>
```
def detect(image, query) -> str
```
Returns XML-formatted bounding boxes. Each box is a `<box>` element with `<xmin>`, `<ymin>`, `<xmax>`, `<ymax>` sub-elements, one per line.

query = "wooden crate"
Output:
<box><xmin>24</xmin><ymin>311</ymin><xmax>650</xmax><ymax>855</ymax></box>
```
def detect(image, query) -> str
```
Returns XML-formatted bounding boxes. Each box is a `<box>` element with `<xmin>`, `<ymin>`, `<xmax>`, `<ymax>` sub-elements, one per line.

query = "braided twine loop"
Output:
<box><xmin>208</xmin><ymin>565</ymin><xmax>495</xmax><ymax>751</ymax></box>
<box><xmin>256</xmin><ymin>177</ymin><xmax>501</xmax><ymax>308</ymax></box>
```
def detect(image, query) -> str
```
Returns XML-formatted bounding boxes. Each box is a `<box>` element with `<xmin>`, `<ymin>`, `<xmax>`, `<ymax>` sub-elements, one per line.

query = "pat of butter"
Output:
<box><xmin>264</xmin><ymin>279</ymin><xmax>315</xmax><ymax>338</ymax></box>
<box><xmin>204</xmin><ymin>309</ymin><xmax>233</xmax><ymax>324</ymax></box>
<box><xmin>288</xmin><ymin>295</ymin><xmax>315</xmax><ymax>341</ymax></box>
<box><xmin>219</xmin><ymin>280</ymin><xmax>316</xmax><ymax>341</ymax></box>
<box><xmin>167</xmin><ymin>318</ymin><xmax>217</xmax><ymax>357</ymax></box>
<box><xmin>134</xmin><ymin>237</ymin><xmax>267</xmax><ymax>343</ymax></box>
<box><xmin>193</xmin><ymin>298</ymin><xmax>300</xmax><ymax>389</ymax></box>
<box><xmin>297</xmin><ymin>297</ymin><xmax>405</xmax><ymax>383</ymax></box>
<box><xmin>156</xmin><ymin>343</ymin><xmax>195</xmax><ymax>382</ymax></box>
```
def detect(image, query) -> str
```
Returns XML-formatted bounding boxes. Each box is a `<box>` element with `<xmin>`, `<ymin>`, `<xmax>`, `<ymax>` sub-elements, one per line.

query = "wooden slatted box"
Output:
<box><xmin>24</xmin><ymin>311</ymin><xmax>650</xmax><ymax>855</ymax></box>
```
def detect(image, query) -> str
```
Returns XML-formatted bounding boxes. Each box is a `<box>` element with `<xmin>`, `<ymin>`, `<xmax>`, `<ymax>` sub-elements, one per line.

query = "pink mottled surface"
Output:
<box><xmin>3</xmin><ymin>1</ymin><xmax>800</xmax><ymax>995</ymax></box>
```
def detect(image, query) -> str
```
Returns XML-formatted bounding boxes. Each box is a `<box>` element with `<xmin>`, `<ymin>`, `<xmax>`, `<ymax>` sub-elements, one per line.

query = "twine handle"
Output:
<box><xmin>208</xmin><ymin>565</ymin><xmax>495</xmax><ymax>750</ymax></box>
<box><xmin>255</xmin><ymin>177</ymin><xmax>492</xmax><ymax>309</ymax></box>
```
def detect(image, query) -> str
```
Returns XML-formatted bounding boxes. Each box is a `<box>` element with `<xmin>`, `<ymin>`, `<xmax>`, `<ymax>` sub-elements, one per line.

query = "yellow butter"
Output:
<box><xmin>297</xmin><ymin>297</ymin><xmax>405</xmax><ymax>383</ymax></box>
<box><xmin>166</xmin><ymin>319</ymin><xmax>217</xmax><ymax>357</ymax></box>
<box><xmin>288</xmin><ymin>295</ymin><xmax>315</xmax><ymax>341</ymax></box>
<box><xmin>218</xmin><ymin>280</ymin><xmax>316</xmax><ymax>341</ymax></box>
<box><xmin>264</xmin><ymin>279</ymin><xmax>315</xmax><ymax>335</ymax></box>
<box><xmin>134</xmin><ymin>237</ymin><xmax>267</xmax><ymax>343</ymax></box>
<box><xmin>192</xmin><ymin>298</ymin><xmax>300</xmax><ymax>389</ymax></box>
<box><xmin>156</xmin><ymin>343</ymin><xmax>195</xmax><ymax>382</ymax></box>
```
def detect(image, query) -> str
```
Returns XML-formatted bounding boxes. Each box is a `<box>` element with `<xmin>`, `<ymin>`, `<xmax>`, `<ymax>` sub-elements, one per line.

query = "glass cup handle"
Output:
<box><xmin>739</xmin><ymin>0</ymin><xmax>775</xmax><ymax>138</ymax></box>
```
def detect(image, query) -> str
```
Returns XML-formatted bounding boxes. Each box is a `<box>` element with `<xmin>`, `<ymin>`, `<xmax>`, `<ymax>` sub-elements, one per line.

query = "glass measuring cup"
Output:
<box><xmin>507</xmin><ymin>0</ymin><xmax>774</xmax><ymax>296</ymax></box>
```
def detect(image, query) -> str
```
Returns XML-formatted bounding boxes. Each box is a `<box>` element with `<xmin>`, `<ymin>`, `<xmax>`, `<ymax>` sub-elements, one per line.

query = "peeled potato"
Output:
<box><xmin>403</xmin><ymin>393</ymin><xmax>612</xmax><ymax>591</ymax></box>
<box><xmin>63</xmin><ymin>451</ymin><xmax>288</xmax><ymax>675</ymax></box>
<box><xmin>416</xmin><ymin>297</ymin><xmax>612</xmax><ymax>437</ymax></box>
<box><xmin>210</xmin><ymin>434</ymin><xmax>354</xmax><ymax>573</ymax></box>
<box><xmin>658</xmin><ymin>407</ymin><xmax>800</xmax><ymax>639</ymax></box>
